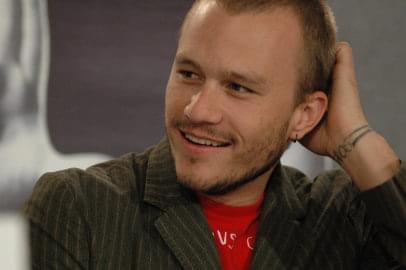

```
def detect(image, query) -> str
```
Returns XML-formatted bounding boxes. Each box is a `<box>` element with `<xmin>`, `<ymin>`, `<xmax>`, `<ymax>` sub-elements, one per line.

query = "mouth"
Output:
<box><xmin>180</xmin><ymin>130</ymin><xmax>231</xmax><ymax>148</ymax></box>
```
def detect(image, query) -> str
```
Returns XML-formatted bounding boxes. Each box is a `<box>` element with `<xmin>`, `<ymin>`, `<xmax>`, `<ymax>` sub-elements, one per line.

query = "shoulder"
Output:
<box><xmin>23</xmin><ymin>148</ymin><xmax>154</xmax><ymax>224</ymax></box>
<box><xmin>281</xmin><ymin>165</ymin><xmax>370</xmax><ymax>237</ymax></box>
<box><xmin>282</xmin><ymin>165</ymin><xmax>357</xmax><ymax>204</ymax></box>
<box><xmin>38</xmin><ymin>150</ymin><xmax>150</xmax><ymax>195</ymax></box>
<box><xmin>281</xmin><ymin>165</ymin><xmax>364</xmax><ymax>226</ymax></box>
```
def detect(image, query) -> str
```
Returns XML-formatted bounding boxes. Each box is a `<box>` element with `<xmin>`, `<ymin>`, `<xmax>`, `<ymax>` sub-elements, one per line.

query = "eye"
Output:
<box><xmin>228</xmin><ymin>82</ymin><xmax>253</xmax><ymax>94</ymax></box>
<box><xmin>178</xmin><ymin>70</ymin><xmax>200</xmax><ymax>80</ymax></box>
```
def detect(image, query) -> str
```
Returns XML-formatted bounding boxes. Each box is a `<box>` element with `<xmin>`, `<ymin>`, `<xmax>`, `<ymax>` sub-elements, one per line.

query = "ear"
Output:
<box><xmin>289</xmin><ymin>91</ymin><xmax>328</xmax><ymax>141</ymax></box>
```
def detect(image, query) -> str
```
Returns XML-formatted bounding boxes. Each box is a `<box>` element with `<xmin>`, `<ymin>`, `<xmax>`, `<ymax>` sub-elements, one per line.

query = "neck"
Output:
<box><xmin>201</xmin><ymin>167</ymin><xmax>274</xmax><ymax>207</ymax></box>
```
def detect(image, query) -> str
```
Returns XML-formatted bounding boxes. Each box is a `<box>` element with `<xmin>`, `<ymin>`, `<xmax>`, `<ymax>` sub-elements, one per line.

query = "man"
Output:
<box><xmin>24</xmin><ymin>0</ymin><xmax>405</xmax><ymax>269</ymax></box>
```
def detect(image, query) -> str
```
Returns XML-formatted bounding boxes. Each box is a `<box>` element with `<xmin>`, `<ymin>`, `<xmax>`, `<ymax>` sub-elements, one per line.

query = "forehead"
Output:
<box><xmin>178</xmin><ymin>1</ymin><xmax>303</xmax><ymax>86</ymax></box>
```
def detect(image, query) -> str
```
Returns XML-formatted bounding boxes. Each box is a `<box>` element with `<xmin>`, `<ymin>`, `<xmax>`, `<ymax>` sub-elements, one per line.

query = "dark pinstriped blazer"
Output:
<box><xmin>23</xmin><ymin>139</ymin><xmax>405</xmax><ymax>269</ymax></box>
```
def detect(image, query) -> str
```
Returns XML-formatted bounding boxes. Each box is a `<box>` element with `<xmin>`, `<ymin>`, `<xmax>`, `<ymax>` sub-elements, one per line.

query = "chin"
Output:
<box><xmin>174</xmin><ymin>158</ymin><xmax>225</xmax><ymax>189</ymax></box>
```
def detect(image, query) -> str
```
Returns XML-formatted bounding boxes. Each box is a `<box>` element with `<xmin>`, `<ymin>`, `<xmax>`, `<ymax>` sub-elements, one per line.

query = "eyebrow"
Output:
<box><xmin>223</xmin><ymin>71</ymin><xmax>266</xmax><ymax>86</ymax></box>
<box><xmin>174</xmin><ymin>54</ymin><xmax>267</xmax><ymax>86</ymax></box>
<box><xmin>175</xmin><ymin>55</ymin><xmax>204</xmax><ymax>73</ymax></box>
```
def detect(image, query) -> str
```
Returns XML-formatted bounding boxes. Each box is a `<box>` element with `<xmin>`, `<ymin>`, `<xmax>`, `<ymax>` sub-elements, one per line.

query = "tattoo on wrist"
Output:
<box><xmin>332</xmin><ymin>125</ymin><xmax>373</xmax><ymax>164</ymax></box>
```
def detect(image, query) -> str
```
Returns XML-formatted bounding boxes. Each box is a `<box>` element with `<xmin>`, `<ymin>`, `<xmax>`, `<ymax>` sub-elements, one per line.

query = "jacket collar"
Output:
<box><xmin>261</xmin><ymin>163</ymin><xmax>306</xmax><ymax>220</ymax></box>
<box><xmin>143</xmin><ymin>138</ymin><xmax>185</xmax><ymax>210</ymax></box>
<box><xmin>251</xmin><ymin>163</ymin><xmax>308</xmax><ymax>269</ymax></box>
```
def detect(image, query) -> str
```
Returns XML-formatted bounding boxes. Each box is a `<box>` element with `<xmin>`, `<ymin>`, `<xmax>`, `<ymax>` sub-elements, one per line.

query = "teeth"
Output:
<box><xmin>184</xmin><ymin>133</ymin><xmax>226</xmax><ymax>147</ymax></box>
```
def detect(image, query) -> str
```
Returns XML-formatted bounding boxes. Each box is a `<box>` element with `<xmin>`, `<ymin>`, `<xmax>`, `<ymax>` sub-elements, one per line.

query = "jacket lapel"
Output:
<box><xmin>143</xmin><ymin>139</ymin><xmax>221</xmax><ymax>270</ymax></box>
<box><xmin>251</xmin><ymin>164</ymin><xmax>307</xmax><ymax>270</ymax></box>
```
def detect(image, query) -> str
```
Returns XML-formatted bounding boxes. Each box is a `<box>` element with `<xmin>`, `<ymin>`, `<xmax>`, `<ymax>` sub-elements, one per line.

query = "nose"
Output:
<box><xmin>184</xmin><ymin>86</ymin><xmax>223</xmax><ymax>125</ymax></box>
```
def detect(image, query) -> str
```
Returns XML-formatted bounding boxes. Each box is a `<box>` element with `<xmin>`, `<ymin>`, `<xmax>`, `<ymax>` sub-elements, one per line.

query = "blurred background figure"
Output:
<box><xmin>0</xmin><ymin>0</ymin><xmax>110</xmax><ymax>211</ymax></box>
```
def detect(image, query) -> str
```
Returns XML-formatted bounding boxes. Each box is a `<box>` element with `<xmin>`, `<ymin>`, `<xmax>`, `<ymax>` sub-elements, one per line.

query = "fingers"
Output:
<box><xmin>334</xmin><ymin>42</ymin><xmax>358</xmax><ymax>88</ymax></box>
<box><xmin>330</xmin><ymin>41</ymin><xmax>367</xmax><ymax>133</ymax></box>
<box><xmin>336</xmin><ymin>42</ymin><xmax>354</xmax><ymax>66</ymax></box>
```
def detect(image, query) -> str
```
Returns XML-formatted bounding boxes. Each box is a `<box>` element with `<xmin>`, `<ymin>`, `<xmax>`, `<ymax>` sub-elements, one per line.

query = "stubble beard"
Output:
<box><xmin>167</xmin><ymin>118</ymin><xmax>290</xmax><ymax>196</ymax></box>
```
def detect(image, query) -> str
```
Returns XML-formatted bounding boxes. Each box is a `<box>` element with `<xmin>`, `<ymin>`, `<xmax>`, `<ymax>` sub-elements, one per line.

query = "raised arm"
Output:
<box><xmin>302</xmin><ymin>42</ymin><xmax>405</xmax><ymax>265</ymax></box>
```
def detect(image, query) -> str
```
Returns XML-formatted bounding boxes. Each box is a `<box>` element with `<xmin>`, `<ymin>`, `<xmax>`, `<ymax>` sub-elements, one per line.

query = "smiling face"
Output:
<box><xmin>165</xmin><ymin>1</ymin><xmax>304</xmax><ymax>195</ymax></box>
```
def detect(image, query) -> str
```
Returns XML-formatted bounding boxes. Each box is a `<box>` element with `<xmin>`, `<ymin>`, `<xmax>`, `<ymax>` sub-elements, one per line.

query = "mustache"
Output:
<box><xmin>172</xmin><ymin>118</ymin><xmax>235</xmax><ymax>143</ymax></box>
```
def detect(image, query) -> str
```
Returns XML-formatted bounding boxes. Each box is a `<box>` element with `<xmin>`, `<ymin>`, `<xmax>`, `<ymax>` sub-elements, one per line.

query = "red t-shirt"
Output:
<box><xmin>198</xmin><ymin>195</ymin><xmax>264</xmax><ymax>270</ymax></box>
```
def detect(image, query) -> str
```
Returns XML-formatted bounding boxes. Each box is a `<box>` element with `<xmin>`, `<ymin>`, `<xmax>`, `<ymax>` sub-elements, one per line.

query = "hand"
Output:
<box><xmin>302</xmin><ymin>42</ymin><xmax>399</xmax><ymax>190</ymax></box>
<box><xmin>301</xmin><ymin>42</ymin><xmax>369</xmax><ymax>159</ymax></box>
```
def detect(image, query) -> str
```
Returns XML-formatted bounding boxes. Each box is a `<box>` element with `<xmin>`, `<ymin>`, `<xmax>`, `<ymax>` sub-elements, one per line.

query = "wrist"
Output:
<box><xmin>332</xmin><ymin>130</ymin><xmax>400</xmax><ymax>191</ymax></box>
<box><xmin>329</xmin><ymin>124</ymin><xmax>372</xmax><ymax>164</ymax></box>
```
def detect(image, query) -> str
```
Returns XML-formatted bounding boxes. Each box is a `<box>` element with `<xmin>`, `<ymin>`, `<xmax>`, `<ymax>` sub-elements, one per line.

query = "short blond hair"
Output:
<box><xmin>186</xmin><ymin>0</ymin><xmax>337</xmax><ymax>103</ymax></box>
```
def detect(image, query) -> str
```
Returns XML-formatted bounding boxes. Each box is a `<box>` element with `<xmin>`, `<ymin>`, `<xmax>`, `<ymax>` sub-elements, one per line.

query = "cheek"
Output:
<box><xmin>165</xmin><ymin>81</ymin><xmax>189</xmax><ymax>117</ymax></box>
<box><xmin>234</xmin><ymin>104</ymin><xmax>291</xmax><ymax>146</ymax></box>
<box><xmin>230</xmin><ymin>105</ymin><xmax>274</xmax><ymax>140</ymax></box>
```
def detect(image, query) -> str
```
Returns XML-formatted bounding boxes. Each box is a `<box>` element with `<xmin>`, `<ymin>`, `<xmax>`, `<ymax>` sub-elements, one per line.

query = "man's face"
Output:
<box><xmin>165</xmin><ymin>2</ymin><xmax>303</xmax><ymax>194</ymax></box>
